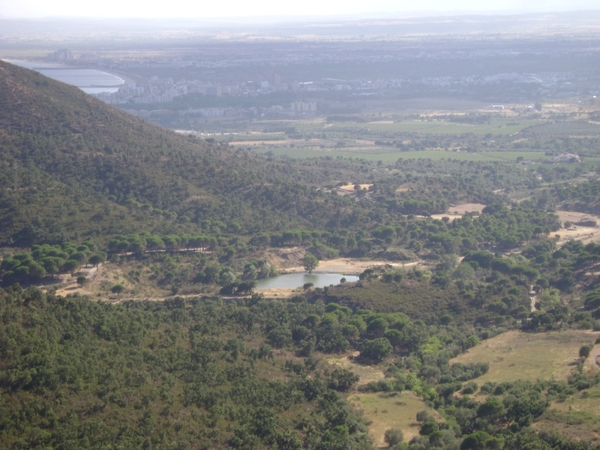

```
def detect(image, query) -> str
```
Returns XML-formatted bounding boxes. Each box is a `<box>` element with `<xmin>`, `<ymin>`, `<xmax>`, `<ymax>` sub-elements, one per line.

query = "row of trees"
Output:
<box><xmin>0</xmin><ymin>241</ymin><xmax>106</xmax><ymax>285</ymax></box>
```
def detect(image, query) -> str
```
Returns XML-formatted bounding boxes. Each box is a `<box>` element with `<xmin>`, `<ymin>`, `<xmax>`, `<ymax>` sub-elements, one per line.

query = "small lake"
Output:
<box><xmin>5</xmin><ymin>60</ymin><xmax>124</xmax><ymax>94</ymax></box>
<box><xmin>255</xmin><ymin>273</ymin><xmax>359</xmax><ymax>289</ymax></box>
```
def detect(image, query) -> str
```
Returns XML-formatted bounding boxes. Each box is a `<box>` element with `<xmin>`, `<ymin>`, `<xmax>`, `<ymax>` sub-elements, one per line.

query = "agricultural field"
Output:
<box><xmin>450</xmin><ymin>330</ymin><xmax>600</xmax><ymax>384</ymax></box>
<box><xmin>326</xmin><ymin>119</ymin><xmax>538</xmax><ymax>136</ymax></box>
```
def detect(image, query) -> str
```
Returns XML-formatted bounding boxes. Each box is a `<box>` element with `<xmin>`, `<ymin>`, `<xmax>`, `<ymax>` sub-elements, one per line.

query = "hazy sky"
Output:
<box><xmin>0</xmin><ymin>0</ymin><xmax>598</xmax><ymax>19</ymax></box>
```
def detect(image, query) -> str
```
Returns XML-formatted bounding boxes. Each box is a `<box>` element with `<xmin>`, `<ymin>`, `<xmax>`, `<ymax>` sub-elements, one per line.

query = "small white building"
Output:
<box><xmin>552</xmin><ymin>153</ymin><xmax>580</xmax><ymax>163</ymax></box>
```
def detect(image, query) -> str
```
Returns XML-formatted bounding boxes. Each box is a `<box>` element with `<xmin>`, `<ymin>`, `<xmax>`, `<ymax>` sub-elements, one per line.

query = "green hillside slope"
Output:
<box><xmin>0</xmin><ymin>60</ymin><xmax>349</xmax><ymax>245</ymax></box>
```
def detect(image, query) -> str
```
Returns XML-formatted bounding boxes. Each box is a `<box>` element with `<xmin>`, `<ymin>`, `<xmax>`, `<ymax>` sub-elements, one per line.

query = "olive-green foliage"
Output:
<box><xmin>0</xmin><ymin>241</ymin><xmax>97</xmax><ymax>285</ymax></box>
<box><xmin>0</xmin><ymin>286</ymin><xmax>374</xmax><ymax>449</ymax></box>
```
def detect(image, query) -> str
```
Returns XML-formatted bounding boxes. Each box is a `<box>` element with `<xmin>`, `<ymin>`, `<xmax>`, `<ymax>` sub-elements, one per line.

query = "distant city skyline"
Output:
<box><xmin>0</xmin><ymin>0</ymin><xmax>599</xmax><ymax>20</ymax></box>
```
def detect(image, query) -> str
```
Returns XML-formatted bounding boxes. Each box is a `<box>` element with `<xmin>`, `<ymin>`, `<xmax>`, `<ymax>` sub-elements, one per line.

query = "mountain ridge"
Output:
<box><xmin>0</xmin><ymin>60</ymin><xmax>342</xmax><ymax>245</ymax></box>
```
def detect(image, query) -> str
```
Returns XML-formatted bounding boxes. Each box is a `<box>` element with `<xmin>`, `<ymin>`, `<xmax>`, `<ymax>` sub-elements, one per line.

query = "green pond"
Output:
<box><xmin>255</xmin><ymin>273</ymin><xmax>359</xmax><ymax>289</ymax></box>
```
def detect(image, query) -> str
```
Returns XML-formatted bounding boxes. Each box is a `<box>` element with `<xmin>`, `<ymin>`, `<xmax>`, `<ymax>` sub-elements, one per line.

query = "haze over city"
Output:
<box><xmin>1</xmin><ymin>0</ymin><xmax>599</xmax><ymax>19</ymax></box>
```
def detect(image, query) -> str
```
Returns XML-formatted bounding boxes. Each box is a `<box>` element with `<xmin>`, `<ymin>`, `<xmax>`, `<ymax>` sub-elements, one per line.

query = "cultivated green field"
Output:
<box><xmin>250</xmin><ymin>147</ymin><xmax>553</xmax><ymax>162</ymax></box>
<box><xmin>328</xmin><ymin>119</ymin><xmax>538</xmax><ymax>135</ymax></box>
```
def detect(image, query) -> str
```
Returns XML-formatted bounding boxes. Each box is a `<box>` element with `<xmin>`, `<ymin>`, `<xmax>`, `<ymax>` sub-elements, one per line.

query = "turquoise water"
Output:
<box><xmin>255</xmin><ymin>273</ymin><xmax>359</xmax><ymax>289</ymax></box>
<box><xmin>5</xmin><ymin>60</ymin><xmax>124</xmax><ymax>94</ymax></box>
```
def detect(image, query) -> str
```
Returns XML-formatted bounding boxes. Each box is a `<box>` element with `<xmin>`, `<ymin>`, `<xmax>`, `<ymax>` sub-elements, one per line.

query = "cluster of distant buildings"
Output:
<box><xmin>95</xmin><ymin>76</ymin><xmax>326</xmax><ymax>110</ymax></box>
<box><xmin>46</xmin><ymin>48</ymin><xmax>587</xmax><ymax>111</ymax></box>
<box><xmin>93</xmin><ymin>75</ymin><xmax>319</xmax><ymax>115</ymax></box>
<box><xmin>47</xmin><ymin>49</ymin><xmax>73</xmax><ymax>61</ymax></box>
<box><xmin>519</xmin><ymin>153</ymin><xmax>581</xmax><ymax>166</ymax></box>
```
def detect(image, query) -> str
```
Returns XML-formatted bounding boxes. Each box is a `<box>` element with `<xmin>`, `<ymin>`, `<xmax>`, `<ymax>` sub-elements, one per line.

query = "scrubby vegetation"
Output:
<box><xmin>2</xmin><ymin>59</ymin><xmax>600</xmax><ymax>449</ymax></box>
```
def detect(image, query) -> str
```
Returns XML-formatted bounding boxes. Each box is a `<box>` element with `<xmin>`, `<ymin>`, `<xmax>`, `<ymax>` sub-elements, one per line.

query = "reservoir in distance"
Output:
<box><xmin>255</xmin><ymin>273</ymin><xmax>359</xmax><ymax>289</ymax></box>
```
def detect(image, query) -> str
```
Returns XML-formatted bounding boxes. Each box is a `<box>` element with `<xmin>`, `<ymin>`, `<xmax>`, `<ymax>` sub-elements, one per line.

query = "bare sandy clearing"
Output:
<box><xmin>267</xmin><ymin>247</ymin><xmax>416</xmax><ymax>274</ymax></box>
<box><xmin>281</xmin><ymin>258</ymin><xmax>414</xmax><ymax>275</ymax></box>
<box><xmin>431</xmin><ymin>203</ymin><xmax>487</xmax><ymax>221</ymax></box>
<box><xmin>449</xmin><ymin>203</ymin><xmax>487</xmax><ymax>215</ymax></box>
<box><xmin>339</xmin><ymin>183</ymin><xmax>373</xmax><ymax>192</ymax></box>
<box><xmin>584</xmin><ymin>344</ymin><xmax>600</xmax><ymax>372</ymax></box>
<box><xmin>553</xmin><ymin>211</ymin><xmax>600</xmax><ymax>245</ymax></box>
<box><xmin>556</xmin><ymin>210</ymin><xmax>600</xmax><ymax>224</ymax></box>
<box><xmin>554</xmin><ymin>227</ymin><xmax>600</xmax><ymax>246</ymax></box>
<box><xmin>254</xmin><ymin>287</ymin><xmax>300</xmax><ymax>298</ymax></box>
<box><xmin>326</xmin><ymin>352</ymin><xmax>385</xmax><ymax>386</ymax></box>
<box><xmin>54</xmin><ymin>264</ymin><xmax>100</xmax><ymax>297</ymax></box>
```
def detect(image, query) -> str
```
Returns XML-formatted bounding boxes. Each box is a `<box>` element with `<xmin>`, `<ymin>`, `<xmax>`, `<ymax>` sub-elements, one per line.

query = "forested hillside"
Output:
<box><xmin>0</xmin><ymin>60</ymin><xmax>551</xmax><ymax>248</ymax></box>
<box><xmin>0</xmin><ymin>60</ymin><xmax>371</xmax><ymax>245</ymax></box>
<box><xmin>2</xmin><ymin>59</ymin><xmax>600</xmax><ymax>450</ymax></box>
<box><xmin>0</xmin><ymin>286</ymin><xmax>374</xmax><ymax>449</ymax></box>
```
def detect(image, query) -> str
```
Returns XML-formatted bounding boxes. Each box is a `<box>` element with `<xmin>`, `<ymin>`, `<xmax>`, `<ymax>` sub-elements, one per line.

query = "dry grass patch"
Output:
<box><xmin>451</xmin><ymin>330</ymin><xmax>599</xmax><ymax>384</ymax></box>
<box><xmin>339</xmin><ymin>183</ymin><xmax>373</xmax><ymax>192</ymax></box>
<box><xmin>534</xmin><ymin>384</ymin><xmax>600</xmax><ymax>442</ymax></box>
<box><xmin>325</xmin><ymin>353</ymin><xmax>385</xmax><ymax>386</ymax></box>
<box><xmin>348</xmin><ymin>391</ymin><xmax>443</xmax><ymax>446</ymax></box>
<box><xmin>431</xmin><ymin>203</ymin><xmax>486</xmax><ymax>222</ymax></box>
<box><xmin>255</xmin><ymin>287</ymin><xmax>300</xmax><ymax>298</ymax></box>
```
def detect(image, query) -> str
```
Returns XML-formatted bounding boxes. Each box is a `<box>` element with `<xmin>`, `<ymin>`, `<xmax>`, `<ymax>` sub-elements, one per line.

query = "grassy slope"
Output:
<box><xmin>450</xmin><ymin>330</ymin><xmax>599</xmax><ymax>383</ymax></box>
<box><xmin>535</xmin><ymin>384</ymin><xmax>600</xmax><ymax>442</ymax></box>
<box><xmin>348</xmin><ymin>391</ymin><xmax>443</xmax><ymax>446</ymax></box>
<box><xmin>450</xmin><ymin>331</ymin><xmax>600</xmax><ymax>441</ymax></box>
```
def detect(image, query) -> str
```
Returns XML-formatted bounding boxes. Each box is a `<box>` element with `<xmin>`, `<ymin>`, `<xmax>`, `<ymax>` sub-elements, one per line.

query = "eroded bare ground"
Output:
<box><xmin>52</xmin><ymin>264</ymin><xmax>101</xmax><ymax>297</ymax></box>
<box><xmin>326</xmin><ymin>352</ymin><xmax>385</xmax><ymax>387</ymax></box>
<box><xmin>553</xmin><ymin>211</ymin><xmax>600</xmax><ymax>246</ymax></box>
<box><xmin>430</xmin><ymin>203</ymin><xmax>487</xmax><ymax>222</ymax></box>
<box><xmin>280</xmin><ymin>258</ymin><xmax>414</xmax><ymax>275</ymax></box>
<box><xmin>432</xmin><ymin>205</ymin><xmax>600</xmax><ymax>246</ymax></box>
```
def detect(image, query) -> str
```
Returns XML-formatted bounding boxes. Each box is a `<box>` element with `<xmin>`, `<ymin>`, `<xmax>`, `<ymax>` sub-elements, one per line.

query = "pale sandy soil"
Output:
<box><xmin>266</xmin><ymin>247</ymin><xmax>418</xmax><ymax>274</ymax></box>
<box><xmin>338</xmin><ymin>183</ymin><xmax>373</xmax><ymax>192</ymax></box>
<box><xmin>553</xmin><ymin>210</ymin><xmax>600</xmax><ymax>246</ymax></box>
<box><xmin>281</xmin><ymin>258</ymin><xmax>415</xmax><ymax>275</ymax></box>
<box><xmin>53</xmin><ymin>264</ymin><xmax>100</xmax><ymax>297</ymax></box>
<box><xmin>326</xmin><ymin>352</ymin><xmax>385</xmax><ymax>386</ymax></box>
<box><xmin>254</xmin><ymin>287</ymin><xmax>301</xmax><ymax>297</ymax></box>
<box><xmin>553</xmin><ymin>227</ymin><xmax>600</xmax><ymax>245</ymax></box>
<box><xmin>584</xmin><ymin>344</ymin><xmax>600</xmax><ymax>372</ymax></box>
<box><xmin>556</xmin><ymin>210</ymin><xmax>600</xmax><ymax>223</ymax></box>
<box><xmin>430</xmin><ymin>203</ymin><xmax>487</xmax><ymax>221</ymax></box>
